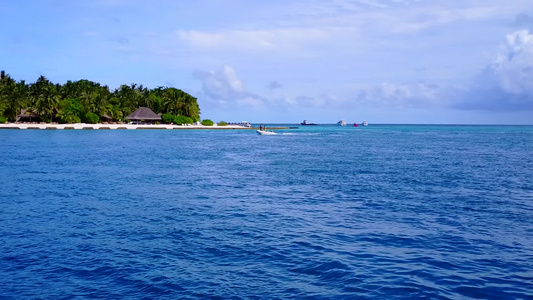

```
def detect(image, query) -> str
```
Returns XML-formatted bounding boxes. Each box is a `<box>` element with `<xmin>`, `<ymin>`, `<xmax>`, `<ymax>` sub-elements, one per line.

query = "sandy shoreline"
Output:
<box><xmin>0</xmin><ymin>123</ymin><xmax>255</xmax><ymax>130</ymax></box>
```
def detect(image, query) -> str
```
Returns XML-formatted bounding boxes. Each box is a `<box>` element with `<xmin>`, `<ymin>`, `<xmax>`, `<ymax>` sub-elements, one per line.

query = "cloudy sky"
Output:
<box><xmin>2</xmin><ymin>0</ymin><xmax>533</xmax><ymax>124</ymax></box>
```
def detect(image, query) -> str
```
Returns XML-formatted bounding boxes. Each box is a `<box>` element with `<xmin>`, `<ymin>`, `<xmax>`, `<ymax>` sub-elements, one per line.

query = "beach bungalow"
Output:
<box><xmin>101</xmin><ymin>114</ymin><xmax>113</xmax><ymax>123</ymax></box>
<box><xmin>16</xmin><ymin>109</ymin><xmax>41</xmax><ymax>123</ymax></box>
<box><xmin>125</xmin><ymin>107</ymin><xmax>161</xmax><ymax>124</ymax></box>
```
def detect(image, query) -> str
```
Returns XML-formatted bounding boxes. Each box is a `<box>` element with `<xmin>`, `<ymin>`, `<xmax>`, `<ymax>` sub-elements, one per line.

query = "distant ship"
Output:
<box><xmin>362</xmin><ymin>121</ymin><xmax>368</xmax><ymax>126</ymax></box>
<box><xmin>301</xmin><ymin>120</ymin><xmax>317</xmax><ymax>125</ymax></box>
<box><xmin>337</xmin><ymin>120</ymin><xmax>346</xmax><ymax>126</ymax></box>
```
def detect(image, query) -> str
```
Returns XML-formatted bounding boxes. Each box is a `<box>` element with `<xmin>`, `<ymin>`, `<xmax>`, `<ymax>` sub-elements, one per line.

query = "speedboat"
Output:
<box><xmin>337</xmin><ymin>120</ymin><xmax>346</xmax><ymax>126</ymax></box>
<box><xmin>301</xmin><ymin>120</ymin><xmax>317</xmax><ymax>125</ymax></box>
<box><xmin>362</xmin><ymin>121</ymin><xmax>368</xmax><ymax>126</ymax></box>
<box><xmin>257</xmin><ymin>130</ymin><xmax>276</xmax><ymax>135</ymax></box>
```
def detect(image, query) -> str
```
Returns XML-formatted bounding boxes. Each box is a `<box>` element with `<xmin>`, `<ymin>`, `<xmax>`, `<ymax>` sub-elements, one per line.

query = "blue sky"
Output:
<box><xmin>2</xmin><ymin>0</ymin><xmax>533</xmax><ymax>124</ymax></box>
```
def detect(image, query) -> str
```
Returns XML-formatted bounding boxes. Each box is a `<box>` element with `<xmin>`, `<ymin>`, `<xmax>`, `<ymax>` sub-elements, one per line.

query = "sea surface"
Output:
<box><xmin>0</xmin><ymin>125</ymin><xmax>532</xmax><ymax>299</ymax></box>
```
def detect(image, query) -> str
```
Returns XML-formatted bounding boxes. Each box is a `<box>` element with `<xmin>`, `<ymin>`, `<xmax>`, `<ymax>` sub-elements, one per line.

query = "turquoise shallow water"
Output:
<box><xmin>1</xmin><ymin>125</ymin><xmax>532</xmax><ymax>299</ymax></box>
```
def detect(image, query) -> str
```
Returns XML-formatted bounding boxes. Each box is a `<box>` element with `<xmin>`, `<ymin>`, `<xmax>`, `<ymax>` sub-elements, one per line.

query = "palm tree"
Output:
<box><xmin>182</xmin><ymin>95</ymin><xmax>200</xmax><ymax>120</ymax></box>
<box><xmin>1</xmin><ymin>71</ymin><xmax>203</xmax><ymax>124</ymax></box>
<box><xmin>81</xmin><ymin>86</ymin><xmax>110</xmax><ymax>116</ymax></box>
<box><xmin>133</xmin><ymin>84</ymin><xmax>150</xmax><ymax>108</ymax></box>
<box><xmin>161</xmin><ymin>88</ymin><xmax>185</xmax><ymax>115</ymax></box>
<box><xmin>36</xmin><ymin>85</ymin><xmax>60</xmax><ymax>122</ymax></box>
<box><xmin>0</xmin><ymin>70</ymin><xmax>7</xmax><ymax>83</ymax></box>
<box><xmin>0</xmin><ymin>73</ymin><xmax>17</xmax><ymax>120</ymax></box>
<box><xmin>3</xmin><ymin>79</ymin><xmax>29</xmax><ymax>122</ymax></box>
<box><xmin>114</xmin><ymin>84</ymin><xmax>137</xmax><ymax>120</ymax></box>
<box><xmin>31</xmin><ymin>76</ymin><xmax>60</xmax><ymax>122</ymax></box>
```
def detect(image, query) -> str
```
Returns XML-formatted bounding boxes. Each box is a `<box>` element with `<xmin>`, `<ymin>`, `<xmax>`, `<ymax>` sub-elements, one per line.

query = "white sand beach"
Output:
<box><xmin>0</xmin><ymin>123</ymin><xmax>254</xmax><ymax>130</ymax></box>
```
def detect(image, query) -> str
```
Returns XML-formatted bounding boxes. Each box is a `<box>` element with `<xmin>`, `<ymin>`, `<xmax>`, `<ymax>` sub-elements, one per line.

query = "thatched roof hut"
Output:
<box><xmin>101</xmin><ymin>114</ymin><xmax>113</xmax><ymax>123</ymax></box>
<box><xmin>16</xmin><ymin>109</ymin><xmax>40</xmax><ymax>123</ymax></box>
<box><xmin>125</xmin><ymin>107</ymin><xmax>161</xmax><ymax>124</ymax></box>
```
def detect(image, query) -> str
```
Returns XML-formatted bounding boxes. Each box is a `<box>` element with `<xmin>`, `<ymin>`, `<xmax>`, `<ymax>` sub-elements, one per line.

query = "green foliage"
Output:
<box><xmin>60</xmin><ymin>114</ymin><xmax>80</xmax><ymax>124</ymax></box>
<box><xmin>106</xmin><ymin>98</ymin><xmax>123</xmax><ymax>121</ymax></box>
<box><xmin>161</xmin><ymin>113</ymin><xmax>175</xmax><ymax>124</ymax></box>
<box><xmin>201</xmin><ymin>119</ymin><xmax>214</xmax><ymax>126</ymax></box>
<box><xmin>57</xmin><ymin>98</ymin><xmax>85</xmax><ymax>123</ymax></box>
<box><xmin>0</xmin><ymin>116</ymin><xmax>7</xmax><ymax>123</ymax></box>
<box><xmin>0</xmin><ymin>72</ymin><xmax>29</xmax><ymax>122</ymax></box>
<box><xmin>218</xmin><ymin>121</ymin><xmax>228</xmax><ymax>126</ymax></box>
<box><xmin>31</xmin><ymin>75</ymin><xmax>61</xmax><ymax>122</ymax></box>
<box><xmin>150</xmin><ymin>94</ymin><xmax>163</xmax><ymax>114</ymax></box>
<box><xmin>84</xmin><ymin>112</ymin><xmax>99</xmax><ymax>124</ymax></box>
<box><xmin>0</xmin><ymin>69</ymin><xmax>202</xmax><ymax>123</ymax></box>
<box><xmin>174</xmin><ymin>115</ymin><xmax>193</xmax><ymax>125</ymax></box>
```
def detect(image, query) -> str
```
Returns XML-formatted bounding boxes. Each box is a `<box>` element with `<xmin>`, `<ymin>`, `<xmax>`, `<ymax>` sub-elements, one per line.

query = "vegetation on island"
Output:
<box><xmin>201</xmin><ymin>119</ymin><xmax>214</xmax><ymax>126</ymax></box>
<box><xmin>218</xmin><ymin>121</ymin><xmax>228</xmax><ymax>126</ymax></box>
<box><xmin>0</xmin><ymin>70</ymin><xmax>201</xmax><ymax>123</ymax></box>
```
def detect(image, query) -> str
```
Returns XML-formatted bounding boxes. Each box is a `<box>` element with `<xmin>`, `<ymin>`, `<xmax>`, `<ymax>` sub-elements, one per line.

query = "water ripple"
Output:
<box><xmin>0</xmin><ymin>126</ymin><xmax>532</xmax><ymax>298</ymax></box>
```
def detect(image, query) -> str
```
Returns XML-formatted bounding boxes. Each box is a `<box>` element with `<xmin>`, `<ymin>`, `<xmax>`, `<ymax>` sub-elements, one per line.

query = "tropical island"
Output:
<box><xmin>0</xmin><ymin>70</ymin><xmax>232</xmax><ymax>128</ymax></box>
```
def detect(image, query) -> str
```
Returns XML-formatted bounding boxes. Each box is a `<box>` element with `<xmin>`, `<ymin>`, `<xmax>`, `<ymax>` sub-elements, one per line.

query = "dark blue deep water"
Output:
<box><xmin>1</xmin><ymin>125</ymin><xmax>532</xmax><ymax>299</ymax></box>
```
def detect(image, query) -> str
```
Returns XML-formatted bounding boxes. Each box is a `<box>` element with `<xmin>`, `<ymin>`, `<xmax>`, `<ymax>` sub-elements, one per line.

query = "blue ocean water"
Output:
<box><xmin>0</xmin><ymin>125</ymin><xmax>532</xmax><ymax>299</ymax></box>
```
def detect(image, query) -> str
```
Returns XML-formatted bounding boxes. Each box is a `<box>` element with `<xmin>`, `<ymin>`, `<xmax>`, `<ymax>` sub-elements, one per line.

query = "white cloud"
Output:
<box><xmin>391</xmin><ymin>6</ymin><xmax>501</xmax><ymax>33</ymax></box>
<box><xmin>193</xmin><ymin>65</ymin><xmax>264</xmax><ymax>110</ymax></box>
<box><xmin>332</xmin><ymin>30</ymin><xmax>533</xmax><ymax>111</ymax></box>
<box><xmin>237</xmin><ymin>96</ymin><xmax>263</xmax><ymax>109</ymax></box>
<box><xmin>444</xmin><ymin>29</ymin><xmax>533</xmax><ymax>111</ymax></box>
<box><xmin>222</xmin><ymin>65</ymin><xmax>244</xmax><ymax>93</ymax></box>
<box><xmin>352</xmin><ymin>30</ymin><xmax>533</xmax><ymax>111</ymax></box>
<box><xmin>290</xmin><ymin>96</ymin><xmax>326</xmax><ymax>108</ymax></box>
<box><xmin>491</xmin><ymin>30</ymin><xmax>533</xmax><ymax>94</ymax></box>
<box><xmin>343</xmin><ymin>29</ymin><xmax>533</xmax><ymax>111</ymax></box>
<box><xmin>347</xmin><ymin>82</ymin><xmax>440</xmax><ymax>108</ymax></box>
<box><xmin>194</xmin><ymin>28</ymin><xmax>533</xmax><ymax>116</ymax></box>
<box><xmin>269</xmin><ymin>82</ymin><xmax>440</xmax><ymax>111</ymax></box>
<box><xmin>176</xmin><ymin>28</ymin><xmax>330</xmax><ymax>50</ymax></box>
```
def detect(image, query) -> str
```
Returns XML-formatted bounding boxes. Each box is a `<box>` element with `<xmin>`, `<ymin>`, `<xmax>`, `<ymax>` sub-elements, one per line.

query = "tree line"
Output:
<box><xmin>0</xmin><ymin>70</ymin><xmax>201</xmax><ymax>123</ymax></box>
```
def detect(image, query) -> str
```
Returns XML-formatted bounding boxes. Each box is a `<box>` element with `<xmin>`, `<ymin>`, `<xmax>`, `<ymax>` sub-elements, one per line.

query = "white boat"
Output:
<box><xmin>257</xmin><ymin>130</ymin><xmax>276</xmax><ymax>135</ymax></box>
<box><xmin>337</xmin><ymin>120</ymin><xmax>346</xmax><ymax>126</ymax></box>
<box><xmin>362</xmin><ymin>121</ymin><xmax>368</xmax><ymax>126</ymax></box>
